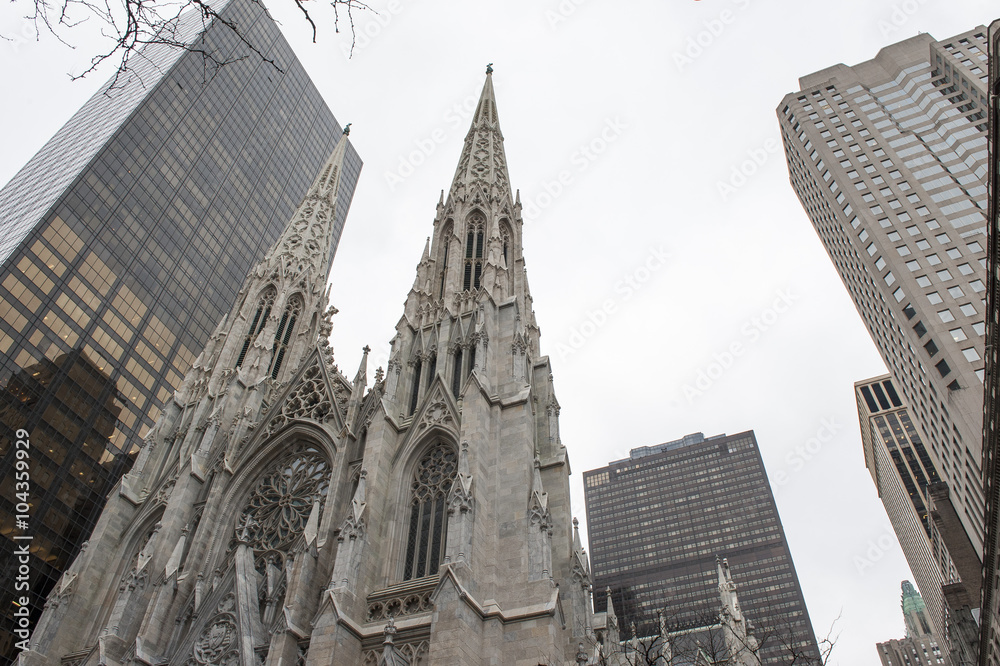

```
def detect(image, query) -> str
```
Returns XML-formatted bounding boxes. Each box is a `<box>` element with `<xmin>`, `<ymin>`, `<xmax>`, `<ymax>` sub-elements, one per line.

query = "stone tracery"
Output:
<box><xmin>235</xmin><ymin>444</ymin><xmax>331</xmax><ymax>553</ymax></box>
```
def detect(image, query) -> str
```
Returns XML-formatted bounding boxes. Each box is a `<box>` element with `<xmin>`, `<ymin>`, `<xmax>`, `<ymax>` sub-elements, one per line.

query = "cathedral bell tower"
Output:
<box><xmin>20</xmin><ymin>70</ymin><xmax>595</xmax><ymax>666</ymax></box>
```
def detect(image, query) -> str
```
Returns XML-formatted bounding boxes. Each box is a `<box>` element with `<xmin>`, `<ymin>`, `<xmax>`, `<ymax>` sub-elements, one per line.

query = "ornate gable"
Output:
<box><xmin>258</xmin><ymin>350</ymin><xmax>345</xmax><ymax>443</ymax></box>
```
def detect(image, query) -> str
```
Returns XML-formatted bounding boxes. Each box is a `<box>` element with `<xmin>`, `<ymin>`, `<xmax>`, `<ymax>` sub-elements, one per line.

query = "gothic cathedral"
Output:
<box><xmin>19</xmin><ymin>71</ymin><xmax>604</xmax><ymax>666</ymax></box>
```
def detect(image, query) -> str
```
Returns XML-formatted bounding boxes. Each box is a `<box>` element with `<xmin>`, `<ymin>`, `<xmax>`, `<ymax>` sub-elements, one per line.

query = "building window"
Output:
<box><xmin>236</xmin><ymin>288</ymin><xmax>275</xmax><ymax>368</ymax></box>
<box><xmin>452</xmin><ymin>348</ymin><xmax>463</xmax><ymax>397</ymax></box>
<box><xmin>463</xmin><ymin>213</ymin><xmax>485</xmax><ymax>291</ymax></box>
<box><xmin>409</xmin><ymin>358</ymin><xmax>422</xmax><ymax>416</ymax></box>
<box><xmin>403</xmin><ymin>442</ymin><xmax>458</xmax><ymax>580</ymax></box>
<box><xmin>269</xmin><ymin>295</ymin><xmax>302</xmax><ymax>378</ymax></box>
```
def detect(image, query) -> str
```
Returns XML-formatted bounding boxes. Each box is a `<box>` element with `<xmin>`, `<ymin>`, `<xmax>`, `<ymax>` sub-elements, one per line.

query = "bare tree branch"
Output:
<box><xmin>4</xmin><ymin>0</ymin><xmax>372</xmax><ymax>92</ymax></box>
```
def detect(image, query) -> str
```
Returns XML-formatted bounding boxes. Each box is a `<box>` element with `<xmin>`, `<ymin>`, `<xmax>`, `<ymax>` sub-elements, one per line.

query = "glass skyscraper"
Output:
<box><xmin>583</xmin><ymin>431</ymin><xmax>821</xmax><ymax>666</ymax></box>
<box><xmin>0</xmin><ymin>1</ymin><xmax>361</xmax><ymax>659</ymax></box>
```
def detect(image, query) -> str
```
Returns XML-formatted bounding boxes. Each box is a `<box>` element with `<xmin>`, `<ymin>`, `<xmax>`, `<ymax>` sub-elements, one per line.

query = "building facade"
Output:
<box><xmin>16</xmin><ymin>70</ymin><xmax>605</xmax><ymax>666</ymax></box>
<box><xmin>778</xmin><ymin>29</ymin><xmax>989</xmax><ymax>563</ymax></box>
<box><xmin>876</xmin><ymin>582</ymin><xmax>948</xmax><ymax>666</ymax></box>
<box><xmin>582</xmin><ymin>431</ymin><xmax>821</xmax><ymax>665</ymax></box>
<box><xmin>0</xmin><ymin>2</ymin><xmax>360</xmax><ymax>660</ymax></box>
<box><xmin>978</xmin><ymin>18</ymin><xmax>1000</xmax><ymax>666</ymax></box>
<box><xmin>777</xmin><ymin>31</ymin><xmax>991</xmax><ymax>661</ymax></box>
<box><xmin>856</xmin><ymin>374</ymin><xmax>957</xmax><ymax>641</ymax></box>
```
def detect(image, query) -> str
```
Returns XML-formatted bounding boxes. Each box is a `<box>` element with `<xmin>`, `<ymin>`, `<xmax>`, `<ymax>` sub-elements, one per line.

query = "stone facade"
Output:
<box><xmin>18</xmin><ymin>71</ymin><xmax>599</xmax><ymax>666</ymax></box>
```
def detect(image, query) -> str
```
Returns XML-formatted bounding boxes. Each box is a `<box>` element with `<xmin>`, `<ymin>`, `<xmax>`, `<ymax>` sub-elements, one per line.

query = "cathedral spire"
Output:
<box><xmin>447</xmin><ymin>67</ymin><xmax>512</xmax><ymax>203</ymax></box>
<box><xmin>257</xmin><ymin>126</ymin><xmax>352</xmax><ymax>282</ymax></box>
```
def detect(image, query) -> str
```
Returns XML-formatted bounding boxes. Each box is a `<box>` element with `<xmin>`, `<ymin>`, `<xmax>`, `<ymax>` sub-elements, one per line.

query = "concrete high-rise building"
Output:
<box><xmin>856</xmin><ymin>374</ymin><xmax>958</xmax><ymax>642</ymax></box>
<box><xmin>0</xmin><ymin>1</ymin><xmax>361</xmax><ymax>660</ymax></box>
<box><xmin>876</xmin><ymin>581</ymin><xmax>949</xmax><ymax>666</ymax></box>
<box><xmin>777</xmin><ymin>29</ymin><xmax>990</xmax><ymax>651</ymax></box>
<box><xmin>583</xmin><ymin>431</ymin><xmax>821</xmax><ymax>666</ymax></box>
<box><xmin>978</xmin><ymin>18</ymin><xmax>1000</xmax><ymax>666</ymax></box>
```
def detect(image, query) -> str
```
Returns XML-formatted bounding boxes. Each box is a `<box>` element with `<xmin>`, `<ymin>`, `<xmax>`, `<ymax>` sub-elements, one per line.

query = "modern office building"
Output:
<box><xmin>777</xmin><ymin>28</ymin><xmax>990</xmax><ymax>627</ymax></box>
<box><xmin>876</xmin><ymin>581</ymin><xmax>949</xmax><ymax>666</ymax></box>
<box><xmin>978</xmin><ymin>18</ymin><xmax>1000</xmax><ymax>666</ymax></box>
<box><xmin>583</xmin><ymin>431</ymin><xmax>821</xmax><ymax>666</ymax></box>
<box><xmin>0</xmin><ymin>1</ymin><xmax>361</xmax><ymax>660</ymax></box>
<box><xmin>856</xmin><ymin>374</ymin><xmax>958</xmax><ymax>641</ymax></box>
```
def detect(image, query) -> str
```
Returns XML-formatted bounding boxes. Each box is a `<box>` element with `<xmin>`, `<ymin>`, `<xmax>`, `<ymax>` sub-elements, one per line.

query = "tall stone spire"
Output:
<box><xmin>447</xmin><ymin>65</ymin><xmax>513</xmax><ymax>207</ymax></box>
<box><xmin>259</xmin><ymin>125</ymin><xmax>352</xmax><ymax>281</ymax></box>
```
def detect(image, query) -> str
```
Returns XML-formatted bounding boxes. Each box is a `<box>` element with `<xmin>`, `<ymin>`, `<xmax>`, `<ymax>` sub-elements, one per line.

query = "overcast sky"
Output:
<box><xmin>3</xmin><ymin>1</ymin><xmax>999</xmax><ymax>663</ymax></box>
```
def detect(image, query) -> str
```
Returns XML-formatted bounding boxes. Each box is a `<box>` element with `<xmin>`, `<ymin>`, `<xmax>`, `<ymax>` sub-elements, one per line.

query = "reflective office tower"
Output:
<box><xmin>876</xmin><ymin>581</ymin><xmax>948</xmax><ymax>666</ymax></box>
<box><xmin>979</xmin><ymin>18</ymin><xmax>1000</xmax><ymax>666</ymax></box>
<box><xmin>583</xmin><ymin>431</ymin><xmax>821</xmax><ymax>666</ymax></box>
<box><xmin>856</xmin><ymin>375</ymin><xmax>959</xmax><ymax>648</ymax></box>
<box><xmin>777</xmin><ymin>26</ymin><xmax>990</xmax><ymax>627</ymax></box>
<box><xmin>0</xmin><ymin>1</ymin><xmax>360</xmax><ymax>660</ymax></box>
<box><xmin>18</xmin><ymin>71</ymin><xmax>604</xmax><ymax>666</ymax></box>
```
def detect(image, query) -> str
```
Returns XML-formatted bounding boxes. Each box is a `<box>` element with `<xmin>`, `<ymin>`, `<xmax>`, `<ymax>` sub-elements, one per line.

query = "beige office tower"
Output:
<box><xmin>855</xmin><ymin>375</ymin><xmax>957</xmax><ymax>649</ymax></box>
<box><xmin>778</xmin><ymin>28</ymin><xmax>989</xmax><ymax>642</ymax></box>
<box><xmin>876</xmin><ymin>581</ymin><xmax>949</xmax><ymax>666</ymax></box>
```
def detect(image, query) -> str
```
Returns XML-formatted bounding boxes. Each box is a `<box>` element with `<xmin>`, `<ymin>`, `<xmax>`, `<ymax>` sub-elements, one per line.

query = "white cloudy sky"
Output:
<box><xmin>3</xmin><ymin>0</ymin><xmax>999</xmax><ymax>663</ymax></box>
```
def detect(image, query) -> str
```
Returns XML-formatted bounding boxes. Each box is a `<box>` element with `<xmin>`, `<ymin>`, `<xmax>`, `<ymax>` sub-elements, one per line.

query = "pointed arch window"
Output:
<box><xmin>403</xmin><ymin>442</ymin><xmax>457</xmax><ymax>580</ymax></box>
<box><xmin>269</xmin><ymin>296</ymin><xmax>303</xmax><ymax>378</ymax></box>
<box><xmin>451</xmin><ymin>348</ymin><xmax>463</xmax><ymax>397</ymax></box>
<box><xmin>236</xmin><ymin>288</ymin><xmax>275</xmax><ymax>368</ymax></box>
<box><xmin>409</xmin><ymin>358</ymin><xmax>422</xmax><ymax>416</ymax></box>
<box><xmin>426</xmin><ymin>353</ymin><xmax>437</xmax><ymax>387</ymax></box>
<box><xmin>463</xmin><ymin>213</ymin><xmax>486</xmax><ymax>291</ymax></box>
<box><xmin>439</xmin><ymin>223</ymin><xmax>452</xmax><ymax>298</ymax></box>
<box><xmin>499</xmin><ymin>220</ymin><xmax>512</xmax><ymax>266</ymax></box>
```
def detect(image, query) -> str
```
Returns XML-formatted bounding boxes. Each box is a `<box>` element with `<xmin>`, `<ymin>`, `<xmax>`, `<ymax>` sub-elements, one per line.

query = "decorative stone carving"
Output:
<box><xmin>415</xmin><ymin>397</ymin><xmax>454</xmax><ymax>434</ymax></box>
<box><xmin>235</xmin><ymin>444</ymin><xmax>331</xmax><ymax>553</ymax></box>
<box><xmin>261</xmin><ymin>362</ymin><xmax>336</xmax><ymax>439</ymax></box>
<box><xmin>185</xmin><ymin>595</ymin><xmax>239</xmax><ymax>666</ymax></box>
<box><xmin>152</xmin><ymin>476</ymin><xmax>177</xmax><ymax>506</ymax></box>
<box><xmin>366</xmin><ymin>589</ymin><xmax>434</xmax><ymax>622</ymax></box>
